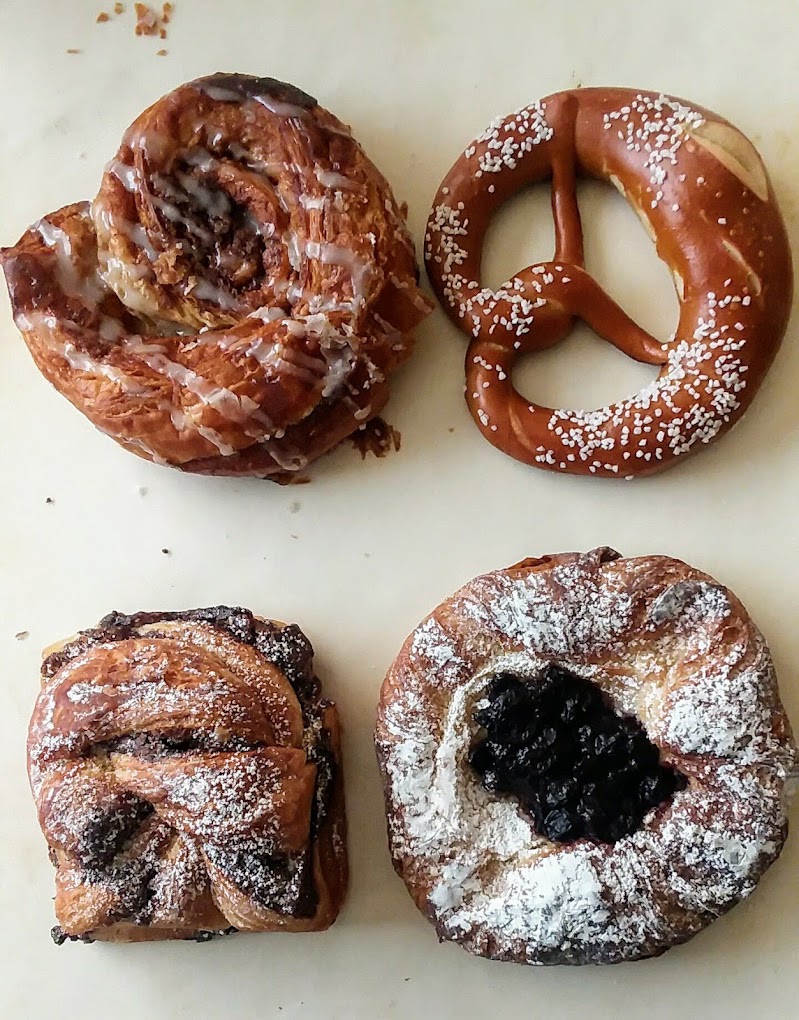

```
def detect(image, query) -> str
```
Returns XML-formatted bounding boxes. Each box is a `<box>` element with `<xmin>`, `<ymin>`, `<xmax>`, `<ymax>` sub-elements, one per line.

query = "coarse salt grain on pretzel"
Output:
<box><xmin>375</xmin><ymin>548</ymin><xmax>798</xmax><ymax>964</ymax></box>
<box><xmin>1</xmin><ymin>73</ymin><xmax>432</xmax><ymax>481</ymax></box>
<box><xmin>28</xmin><ymin>606</ymin><xmax>347</xmax><ymax>943</ymax></box>
<box><xmin>425</xmin><ymin>88</ymin><xmax>792</xmax><ymax>478</ymax></box>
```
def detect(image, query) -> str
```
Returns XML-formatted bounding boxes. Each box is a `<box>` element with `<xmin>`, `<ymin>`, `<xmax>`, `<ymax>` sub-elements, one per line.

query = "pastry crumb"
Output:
<box><xmin>350</xmin><ymin>417</ymin><xmax>401</xmax><ymax>459</ymax></box>
<box><xmin>156</xmin><ymin>48</ymin><xmax>167</xmax><ymax>55</ymax></box>
<box><xmin>134</xmin><ymin>2</ymin><xmax>160</xmax><ymax>34</ymax></box>
<box><xmin>66</xmin><ymin>48</ymin><xmax>81</xmax><ymax>54</ymax></box>
<box><xmin>45</xmin><ymin>497</ymin><xmax>54</xmax><ymax>505</ymax></box>
<box><xmin>161</xmin><ymin>547</ymin><xmax>170</xmax><ymax>555</ymax></box>
<box><xmin>114</xmin><ymin>1</ymin><xmax>125</xmax><ymax>11</ymax></box>
<box><xmin>96</xmin><ymin>11</ymin><xmax>110</xmax><ymax>21</ymax></box>
<box><xmin>134</xmin><ymin>2</ymin><xmax>173</xmax><ymax>36</ymax></box>
<box><xmin>15</xmin><ymin>631</ymin><xmax>29</xmax><ymax>641</ymax></box>
<box><xmin>289</xmin><ymin>501</ymin><xmax>301</xmax><ymax>514</ymax></box>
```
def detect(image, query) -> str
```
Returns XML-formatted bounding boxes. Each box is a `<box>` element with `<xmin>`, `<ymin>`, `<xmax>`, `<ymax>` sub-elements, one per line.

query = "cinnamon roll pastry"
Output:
<box><xmin>28</xmin><ymin>606</ymin><xmax>347</xmax><ymax>942</ymax></box>
<box><xmin>1</xmin><ymin>74</ymin><xmax>432</xmax><ymax>480</ymax></box>
<box><xmin>376</xmin><ymin>549</ymin><xmax>798</xmax><ymax>964</ymax></box>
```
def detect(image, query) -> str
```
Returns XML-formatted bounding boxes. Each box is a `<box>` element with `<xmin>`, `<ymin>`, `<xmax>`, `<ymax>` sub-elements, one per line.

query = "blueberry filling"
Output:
<box><xmin>469</xmin><ymin>666</ymin><xmax>687</xmax><ymax>844</ymax></box>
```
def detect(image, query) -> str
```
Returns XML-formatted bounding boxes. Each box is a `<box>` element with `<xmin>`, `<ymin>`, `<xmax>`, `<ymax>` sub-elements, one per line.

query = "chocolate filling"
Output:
<box><xmin>205</xmin><ymin>841</ymin><xmax>316</xmax><ymax>918</ymax></box>
<box><xmin>184</xmin><ymin>926</ymin><xmax>238</xmax><ymax>943</ymax></box>
<box><xmin>94</xmin><ymin>729</ymin><xmax>261</xmax><ymax>760</ymax></box>
<box><xmin>74</xmin><ymin>794</ymin><xmax>154</xmax><ymax>870</ymax></box>
<box><xmin>469</xmin><ymin>665</ymin><xmax>687</xmax><ymax>844</ymax></box>
<box><xmin>149</xmin><ymin>165</ymin><xmax>273</xmax><ymax>293</ymax></box>
<box><xmin>48</xmin><ymin>608</ymin><xmax>336</xmax><ymax>930</ymax></box>
<box><xmin>51</xmin><ymin>927</ymin><xmax>96</xmax><ymax>946</ymax></box>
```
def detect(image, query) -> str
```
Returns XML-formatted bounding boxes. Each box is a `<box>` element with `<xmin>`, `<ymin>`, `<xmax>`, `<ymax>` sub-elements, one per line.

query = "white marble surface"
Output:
<box><xmin>0</xmin><ymin>1</ymin><xmax>797</xmax><ymax>1017</ymax></box>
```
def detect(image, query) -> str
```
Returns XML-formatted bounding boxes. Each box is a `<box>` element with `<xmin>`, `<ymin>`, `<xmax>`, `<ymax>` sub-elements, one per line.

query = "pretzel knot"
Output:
<box><xmin>425</xmin><ymin>88</ymin><xmax>792</xmax><ymax>478</ymax></box>
<box><xmin>1</xmin><ymin>74</ymin><xmax>431</xmax><ymax>480</ymax></box>
<box><xmin>27</xmin><ymin>609</ymin><xmax>347</xmax><ymax>941</ymax></box>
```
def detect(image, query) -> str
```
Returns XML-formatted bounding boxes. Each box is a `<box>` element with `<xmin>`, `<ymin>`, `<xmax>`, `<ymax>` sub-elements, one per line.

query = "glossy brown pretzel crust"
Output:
<box><xmin>28</xmin><ymin>606</ymin><xmax>347</xmax><ymax>942</ymax></box>
<box><xmin>425</xmin><ymin>88</ymin><xmax>792</xmax><ymax>478</ymax></box>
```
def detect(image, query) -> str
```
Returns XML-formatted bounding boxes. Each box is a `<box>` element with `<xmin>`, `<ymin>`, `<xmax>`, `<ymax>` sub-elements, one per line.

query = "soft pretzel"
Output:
<box><xmin>375</xmin><ymin>548</ymin><xmax>798</xmax><ymax>964</ymax></box>
<box><xmin>28</xmin><ymin>606</ymin><xmax>347</xmax><ymax>942</ymax></box>
<box><xmin>1</xmin><ymin>73</ymin><xmax>431</xmax><ymax>480</ymax></box>
<box><xmin>425</xmin><ymin>88</ymin><xmax>792</xmax><ymax>477</ymax></box>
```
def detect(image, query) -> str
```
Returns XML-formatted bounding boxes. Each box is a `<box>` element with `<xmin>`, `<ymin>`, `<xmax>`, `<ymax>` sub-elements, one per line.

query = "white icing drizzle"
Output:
<box><xmin>319</xmin><ymin>242</ymin><xmax>373</xmax><ymax>305</ymax></box>
<box><xmin>299</xmin><ymin>194</ymin><xmax>326</xmax><ymax>211</ymax></box>
<box><xmin>174</xmin><ymin>170</ymin><xmax>231</xmax><ymax>218</ymax></box>
<box><xmin>107</xmin><ymin>159</ymin><xmax>141</xmax><ymax>192</ymax></box>
<box><xmin>253</xmin><ymin>94</ymin><xmax>311</xmax><ymax>119</ymax></box>
<box><xmin>123</xmin><ymin>340</ymin><xmax>268</xmax><ymax>429</ymax></box>
<box><xmin>193</xmin><ymin>82</ymin><xmax>244</xmax><ymax>103</ymax></box>
<box><xmin>36</xmin><ymin>220</ymin><xmax>105</xmax><ymax>305</ymax></box>
<box><xmin>377</xmin><ymin>552</ymin><xmax>798</xmax><ymax>963</ymax></box>
<box><xmin>190</xmin><ymin>277</ymin><xmax>243</xmax><ymax>312</ymax></box>
<box><xmin>315</xmin><ymin>167</ymin><xmax>356</xmax><ymax>191</ymax></box>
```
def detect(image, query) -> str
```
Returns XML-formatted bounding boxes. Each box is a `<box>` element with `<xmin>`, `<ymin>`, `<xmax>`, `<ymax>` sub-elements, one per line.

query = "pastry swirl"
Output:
<box><xmin>2</xmin><ymin>73</ymin><xmax>431</xmax><ymax>479</ymax></box>
<box><xmin>376</xmin><ymin>548</ymin><xmax>798</xmax><ymax>964</ymax></box>
<box><xmin>28</xmin><ymin>606</ymin><xmax>347</xmax><ymax>942</ymax></box>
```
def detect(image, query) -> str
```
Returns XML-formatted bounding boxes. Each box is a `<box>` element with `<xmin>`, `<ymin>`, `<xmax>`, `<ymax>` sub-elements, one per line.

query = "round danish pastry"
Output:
<box><xmin>1</xmin><ymin>73</ymin><xmax>431</xmax><ymax>481</ymax></box>
<box><xmin>28</xmin><ymin>606</ymin><xmax>347</xmax><ymax>943</ymax></box>
<box><xmin>375</xmin><ymin>548</ymin><xmax>798</xmax><ymax>964</ymax></box>
<box><xmin>424</xmin><ymin>88</ymin><xmax>792</xmax><ymax>478</ymax></box>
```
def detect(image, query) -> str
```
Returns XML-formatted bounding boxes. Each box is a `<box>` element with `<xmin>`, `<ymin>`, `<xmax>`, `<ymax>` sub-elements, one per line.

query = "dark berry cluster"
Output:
<box><xmin>469</xmin><ymin>665</ymin><xmax>686</xmax><ymax>844</ymax></box>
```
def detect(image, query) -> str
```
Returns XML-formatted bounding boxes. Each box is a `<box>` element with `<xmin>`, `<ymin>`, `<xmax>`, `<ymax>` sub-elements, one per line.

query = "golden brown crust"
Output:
<box><xmin>375</xmin><ymin>548</ymin><xmax>798</xmax><ymax>964</ymax></box>
<box><xmin>1</xmin><ymin>73</ymin><xmax>432</xmax><ymax>479</ymax></box>
<box><xmin>29</xmin><ymin>606</ymin><xmax>347</xmax><ymax>942</ymax></box>
<box><xmin>425</xmin><ymin>88</ymin><xmax>792</xmax><ymax>478</ymax></box>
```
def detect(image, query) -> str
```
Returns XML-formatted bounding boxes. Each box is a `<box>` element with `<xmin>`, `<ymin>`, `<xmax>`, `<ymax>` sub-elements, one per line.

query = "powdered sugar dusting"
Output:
<box><xmin>28</xmin><ymin>610</ymin><xmax>342</xmax><ymax>937</ymax></box>
<box><xmin>376</xmin><ymin>551</ymin><xmax>798</xmax><ymax>963</ymax></box>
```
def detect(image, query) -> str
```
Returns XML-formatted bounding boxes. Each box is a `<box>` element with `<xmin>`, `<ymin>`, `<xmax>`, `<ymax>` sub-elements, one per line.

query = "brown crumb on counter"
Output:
<box><xmin>350</xmin><ymin>418</ymin><xmax>402</xmax><ymax>459</ymax></box>
<box><xmin>15</xmin><ymin>631</ymin><xmax>29</xmax><ymax>641</ymax></box>
<box><xmin>133</xmin><ymin>2</ymin><xmax>174</xmax><ymax>36</ymax></box>
<box><xmin>156</xmin><ymin>48</ymin><xmax>167</xmax><ymax>55</ymax></box>
<box><xmin>66</xmin><ymin>48</ymin><xmax>81</xmax><ymax>53</ymax></box>
<box><xmin>114</xmin><ymin>1</ymin><xmax>125</xmax><ymax>11</ymax></box>
<box><xmin>45</xmin><ymin>497</ymin><xmax>54</xmax><ymax>504</ymax></box>
<box><xmin>96</xmin><ymin>11</ymin><xmax>110</xmax><ymax>21</ymax></box>
<box><xmin>134</xmin><ymin>2</ymin><xmax>160</xmax><ymax>34</ymax></box>
<box><xmin>161</xmin><ymin>547</ymin><xmax>170</xmax><ymax>555</ymax></box>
